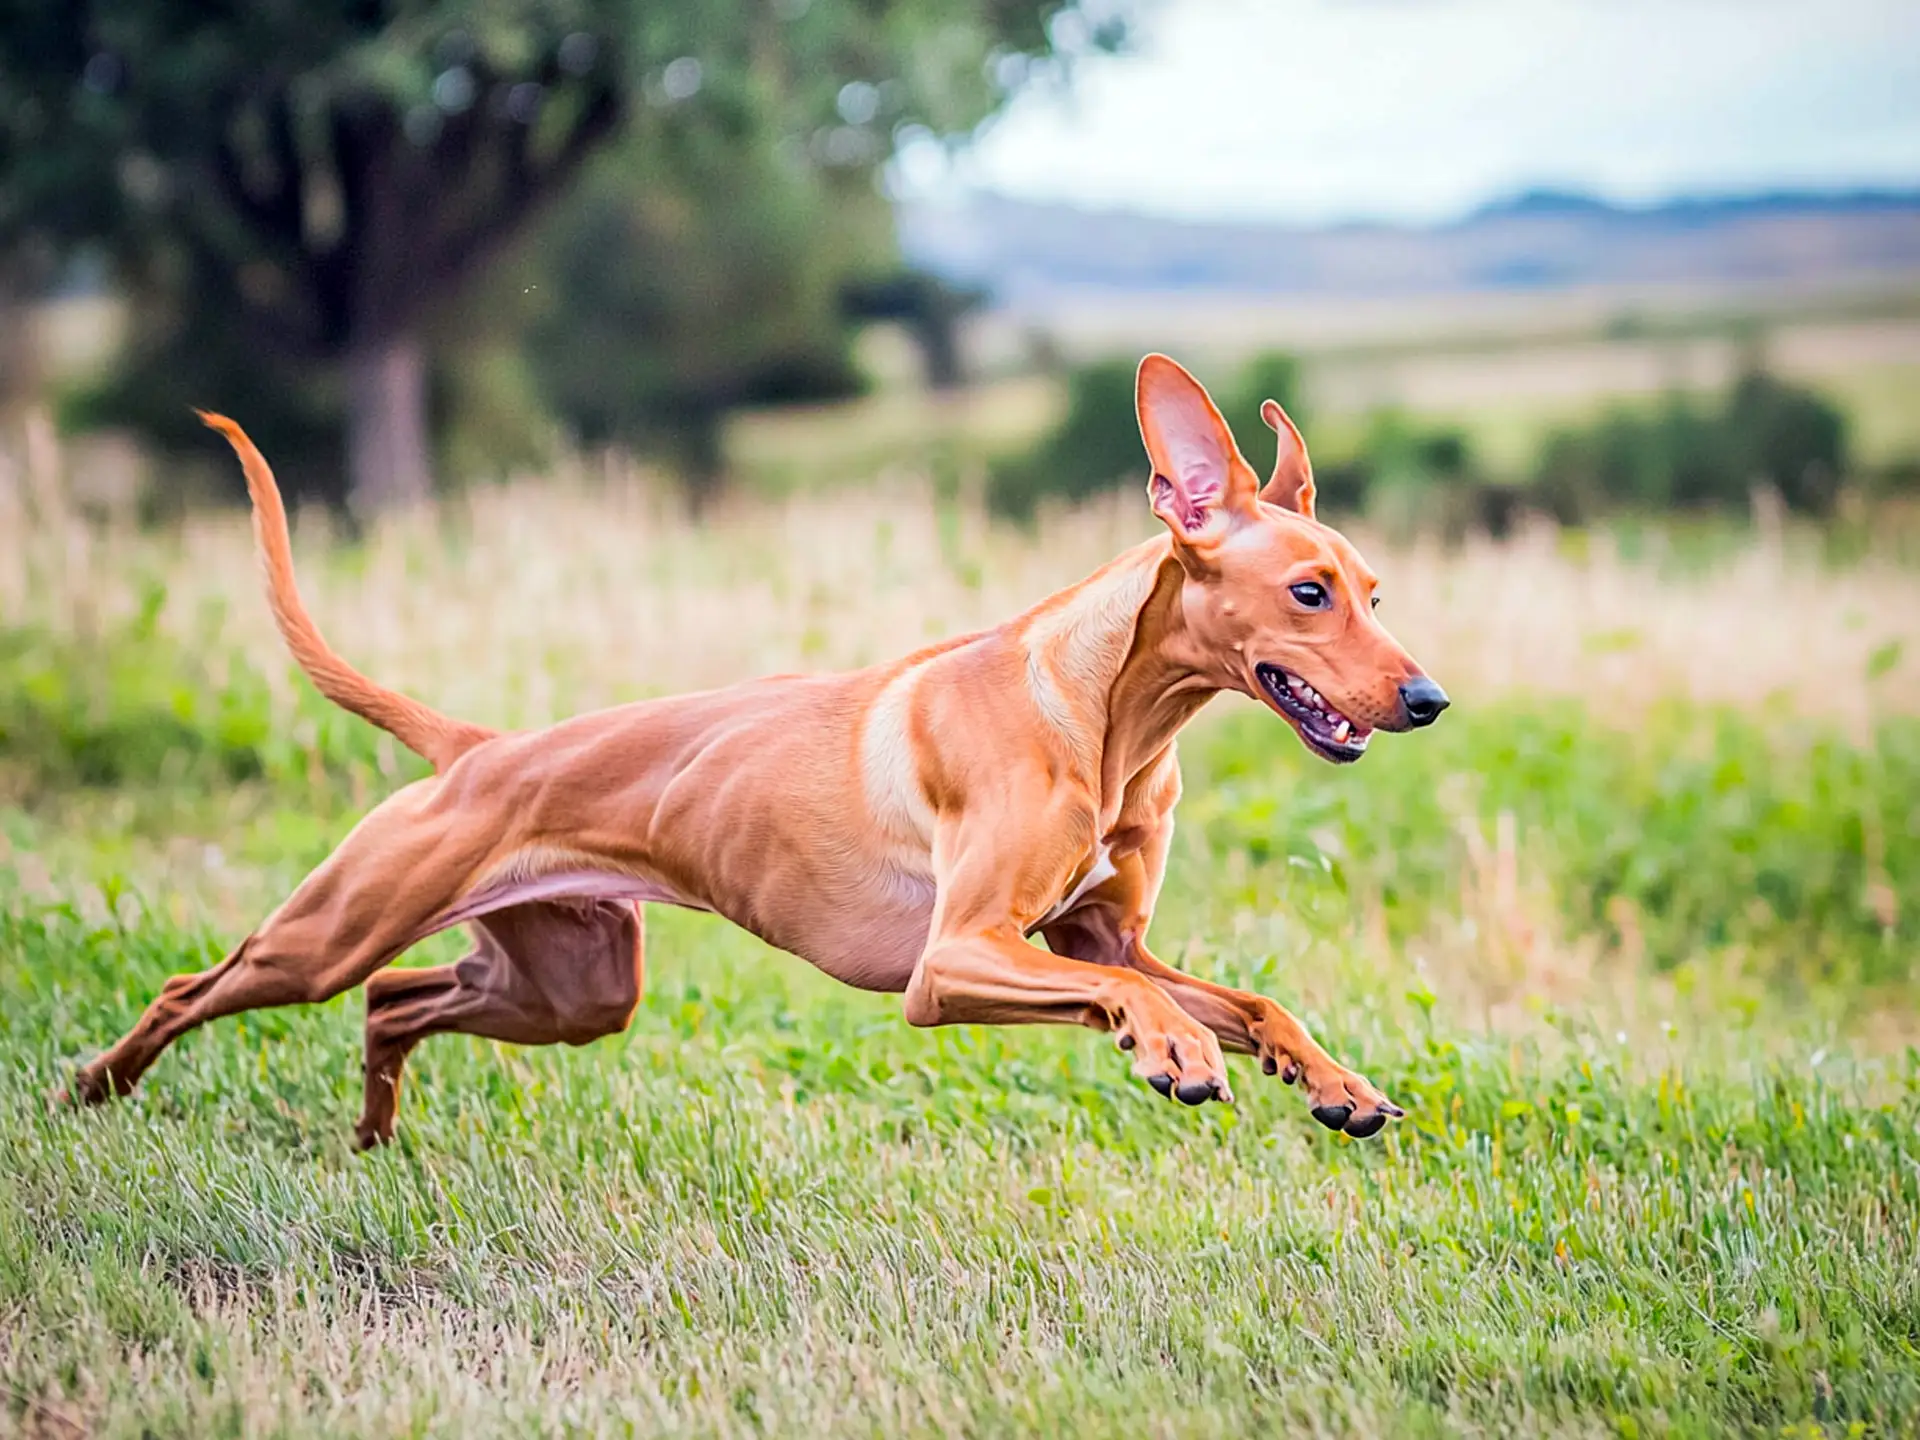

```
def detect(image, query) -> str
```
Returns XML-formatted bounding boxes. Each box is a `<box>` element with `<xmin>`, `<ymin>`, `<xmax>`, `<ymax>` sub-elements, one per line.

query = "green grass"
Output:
<box><xmin>4</xmin><ymin>621</ymin><xmax>1920</xmax><ymax>1436</ymax></box>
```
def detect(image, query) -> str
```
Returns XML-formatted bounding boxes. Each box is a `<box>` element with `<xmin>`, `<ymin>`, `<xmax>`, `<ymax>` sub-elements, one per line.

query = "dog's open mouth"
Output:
<box><xmin>1255</xmin><ymin>663</ymin><xmax>1372</xmax><ymax>763</ymax></box>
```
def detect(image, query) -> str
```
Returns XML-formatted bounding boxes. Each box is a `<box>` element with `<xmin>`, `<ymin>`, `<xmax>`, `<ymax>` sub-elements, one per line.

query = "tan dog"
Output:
<box><xmin>74</xmin><ymin>355</ymin><xmax>1448</xmax><ymax>1148</ymax></box>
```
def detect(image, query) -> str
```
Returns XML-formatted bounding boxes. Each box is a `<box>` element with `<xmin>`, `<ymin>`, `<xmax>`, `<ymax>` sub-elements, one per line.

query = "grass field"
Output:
<box><xmin>3</xmin><ymin>435</ymin><xmax>1920</xmax><ymax>1436</ymax></box>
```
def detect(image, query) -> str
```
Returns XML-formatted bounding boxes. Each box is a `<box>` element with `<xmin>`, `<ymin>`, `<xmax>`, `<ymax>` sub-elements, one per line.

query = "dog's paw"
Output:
<box><xmin>1301</xmin><ymin>1064</ymin><xmax>1403</xmax><ymax>1139</ymax></box>
<box><xmin>1247</xmin><ymin>1006</ymin><xmax>1400</xmax><ymax>1138</ymax></box>
<box><xmin>1115</xmin><ymin>1010</ymin><xmax>1234</xmax><ymax>1106</ymax></box>
<box><xmin>352</xmin><ymin>1120</ymin><xmax>395</xmax><ymax>1152</ymax></box>
<box><xmin>61</xmin><ymin>1062</ymin><xmax>116</xmax><ymax>1108</ymax></box>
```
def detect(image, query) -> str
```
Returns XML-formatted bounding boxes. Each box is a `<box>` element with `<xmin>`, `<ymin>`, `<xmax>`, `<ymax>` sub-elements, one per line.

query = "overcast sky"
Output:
<box><xmin>894</xmin><ymin>0</ymin><xmax>1920</xmax><ymax>224</ymax></box>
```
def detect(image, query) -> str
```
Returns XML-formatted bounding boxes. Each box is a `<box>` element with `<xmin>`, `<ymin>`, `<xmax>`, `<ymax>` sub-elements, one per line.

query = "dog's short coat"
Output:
<box><xmin>74</xmin><ymin>355</ymin><xmax>1448</xmax><ymax>1146</ymax></box>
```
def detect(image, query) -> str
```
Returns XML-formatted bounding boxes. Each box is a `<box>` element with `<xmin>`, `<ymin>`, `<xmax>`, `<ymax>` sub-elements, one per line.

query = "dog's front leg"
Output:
<box><xmin>1042</xmin><ymin>827</ymin><xmax>1402</xmax><ymax>1138</ymax></box>
<box><xmin>903</xmin><ymin>799</ymin><xmax>1233</xmax><ymax>1105</ymax></box>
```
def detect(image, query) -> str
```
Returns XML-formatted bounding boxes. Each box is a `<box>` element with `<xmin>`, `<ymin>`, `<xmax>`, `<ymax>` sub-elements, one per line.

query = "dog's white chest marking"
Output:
<box><xmin>1033</xmin><ymin>843</ymin><xmax>1117</xmax><ymax>930</ymax></box>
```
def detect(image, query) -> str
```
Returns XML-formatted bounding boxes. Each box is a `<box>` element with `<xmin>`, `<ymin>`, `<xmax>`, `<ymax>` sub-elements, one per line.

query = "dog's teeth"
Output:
<box><xmin>1333</xmin><ymin>719</ymin><xmax>1351</xmax><ymax>743</ymax></box>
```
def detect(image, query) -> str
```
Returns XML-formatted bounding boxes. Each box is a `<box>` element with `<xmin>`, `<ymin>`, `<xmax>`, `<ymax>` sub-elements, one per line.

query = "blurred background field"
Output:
<box><xmin>4</xmin><ymin>2</ymin><xmax>1920</xmax><ymax>1437</ymax></box>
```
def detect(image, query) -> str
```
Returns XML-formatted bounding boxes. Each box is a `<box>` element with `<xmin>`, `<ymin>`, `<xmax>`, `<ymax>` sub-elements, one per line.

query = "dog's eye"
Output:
<box><xmin>1371</xmin><ymin>595</ymin><xmax>1381</xmax><ymax>610</ymax></box>
<box><xmin>1289</xmin><ymin>582</ymin><xmax>1330</xmax><ymax>610</ymax></box>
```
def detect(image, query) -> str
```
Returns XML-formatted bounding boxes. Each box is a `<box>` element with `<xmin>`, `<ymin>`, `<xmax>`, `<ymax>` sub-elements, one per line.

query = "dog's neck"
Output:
<box><xmin>1017</xmin><ymin>536</ymin><xmax>1223</xmax><ymax>817</ymax></box>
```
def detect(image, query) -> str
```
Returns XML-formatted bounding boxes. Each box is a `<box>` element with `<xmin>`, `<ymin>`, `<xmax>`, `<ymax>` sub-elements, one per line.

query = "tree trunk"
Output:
<box><xmin>0</xmin><ymin>274</ymin><xmax>40</xmax><ymax>426</ymax></box>
<box><xmin>675</xmin><ymin>407</ymin><xmax>727</xmax><ymax>517</ymax></box>
<box><xmin>345</xmin><ymin>330</ymin><xmax>432</xmax><ymax>515</ymax></box>
<box><xmin>915</xmin><ymin>306</ymin><xmax>963</xmax><ymax>391</ymax></box>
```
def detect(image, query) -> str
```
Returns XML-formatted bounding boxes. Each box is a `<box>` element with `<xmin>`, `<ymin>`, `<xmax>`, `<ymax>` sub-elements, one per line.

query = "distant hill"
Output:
<box><xmin>896</xmin><ymin>189</ymin><xmax>1920</xmax><ymax>306</ymax></box>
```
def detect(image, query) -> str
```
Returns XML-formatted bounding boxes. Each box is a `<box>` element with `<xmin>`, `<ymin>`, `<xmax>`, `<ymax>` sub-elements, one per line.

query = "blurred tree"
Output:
<box><xmin>523</xmin><ymin>106</ymin><xmax>883</xmax><ymax>509</ymax></box>
<box><xmin>522</xmin><ymin>1</ymin><xmax>1124</xmax><ymax>506</ymax></box>
<box><xmin>3</xmin><ymin>1</ymin><xmax>630</xmax><ymax>510</ymax></box>
<box><xmin>0</xmin><ymin>0</ymin><xmax>1130</xmax><ymax>511</ymax></box>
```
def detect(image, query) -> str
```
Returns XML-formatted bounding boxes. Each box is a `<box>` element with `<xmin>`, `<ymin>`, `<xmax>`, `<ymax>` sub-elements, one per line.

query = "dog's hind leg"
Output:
<box><xmin>72</xmin><ymin>780</ymin><xmax>490</xmax><ymax>1106</ymax></box>
<box><xmin>355</xmin><ymin>898</ymin><xmax>644</xmax><ymax>1149</ymax></box>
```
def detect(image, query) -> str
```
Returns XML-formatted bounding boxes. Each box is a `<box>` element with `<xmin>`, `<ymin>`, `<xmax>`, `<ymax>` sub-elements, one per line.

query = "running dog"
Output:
<box><xmin>73</xmin><ymin>354</ymin><xmax>1448</xmax><ymax>1147</ymax></box>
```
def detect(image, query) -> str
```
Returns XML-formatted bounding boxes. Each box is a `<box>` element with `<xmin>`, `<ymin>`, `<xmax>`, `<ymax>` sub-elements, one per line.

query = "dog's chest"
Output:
<box><xmin>1031</xmin><ymin>843</ymin><xmax>1117</xmax><ymax>931</ymax></box>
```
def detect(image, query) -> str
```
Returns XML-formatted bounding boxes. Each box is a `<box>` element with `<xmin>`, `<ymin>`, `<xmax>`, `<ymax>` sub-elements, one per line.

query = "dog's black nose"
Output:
<box><xmin>1399</xmin><ymin>676</ymin><xmax>1450</xmax><ymax>728</ymax></box>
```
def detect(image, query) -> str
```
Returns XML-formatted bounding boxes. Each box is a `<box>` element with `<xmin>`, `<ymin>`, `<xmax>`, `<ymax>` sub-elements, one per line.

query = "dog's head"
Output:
<box><xmin>1136</xmin><ymin>353</ymin><xmax>1447</xmax><ymax>763</ymax></box>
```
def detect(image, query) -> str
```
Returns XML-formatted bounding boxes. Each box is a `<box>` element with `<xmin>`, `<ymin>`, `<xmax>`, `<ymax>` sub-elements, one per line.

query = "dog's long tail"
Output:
<box><xmin>198</xmin><ymin>410</ymin><xmax>496</xmax><ymax>773</ymax></box>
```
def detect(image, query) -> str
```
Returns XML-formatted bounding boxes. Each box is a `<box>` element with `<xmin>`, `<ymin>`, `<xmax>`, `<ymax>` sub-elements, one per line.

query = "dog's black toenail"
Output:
<box><xmin>1281</xmin><ymin>1062</ymin><xmax>1300</xmax><ymax>1086</ymax></box>
<box><xmin>1344</xmin><ymin>1111</ymin><xmax>1387</xmax><ymax>1139</ymax></box>
<box><xmin>1261</xmin><ymin>1055</ymin><xmax>1278</xmax><ymax>1076</ymax></box>
<box><xmin>1311</xmin><ymin>1102</ymin><xmax>1353</xmax><ymax>1131</ymax></box>
<box><xmin>1117</xmin><ymin>1033</ymin><xmax>1135</xmax><ymax>1050</ymax></box>
<box><xmin>1381</xmin><ymin>1100</ymin><xmax>1406</xmax><ymax>1118</ymax></box>
<box><xmin>1175</xmin><ymin>1079</ymin><xmax>1216</xmax><ymax>1106</ymax></box>
<box><xmin>1148</xmin><ymin>1073</ymin><xmax>1174</xmax><ymax>1097</ymax></box>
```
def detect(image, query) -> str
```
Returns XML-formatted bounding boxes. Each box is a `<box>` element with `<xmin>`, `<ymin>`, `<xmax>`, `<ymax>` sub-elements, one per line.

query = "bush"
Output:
<box><xmin>987</xmin><ymin>351</ymin><xmax>1310</xmax><ymax>521</ymax></box>
<box><xmin>0</xmin><ymin>603</ymin><xmax>416</xmax><ymax>801</ymax></box>
<box><xmin>987</xmin><ymin>358</ymin><xmax>1143</xmax><ymax>520</ymax></box>
<box><xmin>1724</xmin><ymin>369</ymin><xmax>1848</xmax><ymax>514</ymax></box>
<box><xmin>1321</xmin><ymin>411</ymin><xmax>1494</xmax><ymax>537</ymax></box>
<box><xmin>986</xmin><ymin>357</ymin><xmax>1851</xmax><ymax>533</ymax></box>
<box><xmin>1532</xmin><ymin>370</ymin><xmax>1848</xmax><ymax>521</ymax></box>
<box><xmin>1220</xmin><ymin>350</ymin><xmax>1307</xmax><ymax>442</ymax></box>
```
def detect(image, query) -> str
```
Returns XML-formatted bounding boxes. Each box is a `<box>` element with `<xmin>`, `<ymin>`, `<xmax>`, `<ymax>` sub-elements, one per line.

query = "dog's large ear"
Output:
<box><xmin>1259</xmin><ymin>398</ymin><xmax>1316</xmax><ymax>518</ymax></box>
<box><xmin>1137</xmin><ymin>353</ymin><xmax>1260</xmax><ymax>543</ymax></box>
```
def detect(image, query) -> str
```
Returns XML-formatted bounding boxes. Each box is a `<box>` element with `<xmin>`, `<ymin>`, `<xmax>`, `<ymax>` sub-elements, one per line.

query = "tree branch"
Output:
<box><xmin>428</xmin><ymin>85</ymin><xmax>625</xmax><ymax>307</ymax></box>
